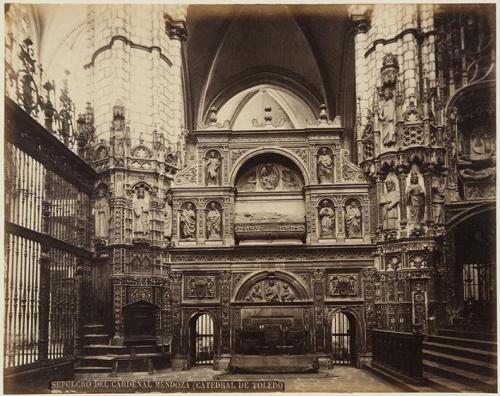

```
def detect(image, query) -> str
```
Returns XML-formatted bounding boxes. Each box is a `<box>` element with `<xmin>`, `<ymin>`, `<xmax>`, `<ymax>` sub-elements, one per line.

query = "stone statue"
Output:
<box><xmin>380</xmin><ymin>180</ymin><xmax>400</xmax><ymax>230</ymax></box>
<box><xmin>132</xmin><ymin>187</ymin><xmax>149</xmax><ymax>237</ymax></box>
<box><xmin>431</xmin><ymin>179</ymin><xmax>445</xmax><ymax>225</ymax></box>
<box><xmin>281</xmin><ymin>284</ymin><xmax>295</xmax><ymax>302</ymax></box>
<box><xmin>180</xmin><ymin>203</ymin><xmax>196</xmax><ymax>239</ymax></box>
<box><xmin>319</xmin><ymin>200</ymin><xmax>335</xmax><ymax>236</ymax></box>
<box><xmin>259</xmin><ymin>164</ymin><xmax>279</xmax><ymax>190</ymax></box>
<box><xmin>247</xmin><ymin>284</ymin><xmax>263</xmax><ymax>302</ymax></box>
<box><xmin>379</xmin><ymin>87</ymin><xmax>396</xmax><ymax>146</ymax></box>
<box><xmin>345</xmin><ymin>200</ymin><xmax>362</xmax><ymax>237</ymax></box>
<box><xmin>317</xmin><ymin>148</ymin><xmax>334</xmax><ymax>183</ymax></box>
<box><xmin>206</xmin><ymin>202</ymin><xmax>221</xmax><ymax>240</ymax></box>
<box><xmin>407</xmin><ymin>172</ymin><xmax>426</xmax><ymax>225</ymax></box>
<box><xmin>265</xmin><ymin>280</ymin><xmax>280</xmax><ymax>302</ymax></box>
<box><xmin>206</xmin><ymin>151</ymin><xmax>220</xmax><ymax>185</ymax></box>
<box><xmin>164</xmin><ymin>192</ymin><xmax>173</xmax><ymax>239</ymax></box>
<box><xmin>94</xmin><ymin>187</ymin><xmax>110</xmax><ymax>239</ymax></box>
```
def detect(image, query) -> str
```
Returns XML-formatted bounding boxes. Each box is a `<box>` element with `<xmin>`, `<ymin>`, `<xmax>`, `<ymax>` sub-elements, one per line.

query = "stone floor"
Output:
<box><xmin>113</xmin><ymin>365</ymin><xmax>403</xmax><ymax>392</ymax></box>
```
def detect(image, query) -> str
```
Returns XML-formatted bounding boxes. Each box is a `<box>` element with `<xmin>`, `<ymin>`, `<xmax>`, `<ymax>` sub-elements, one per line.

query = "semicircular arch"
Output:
<box><xmin>230</xmin><ymin>147</ymin><xmax>310</xmax><ymax>186</ymax></box>
<box><xmin>234</xmin><ymin>270</ymin><xmax>310</xmax><ymax>301</ymax></box>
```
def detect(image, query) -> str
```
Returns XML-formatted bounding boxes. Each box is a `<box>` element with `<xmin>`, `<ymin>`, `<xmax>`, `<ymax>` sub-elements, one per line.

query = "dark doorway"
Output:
<box><xmin>331</xmin><ymin>311</ymin><xmax>356</xmax><ymax>365</ymax></box>
<box><xmin>123</xmin><ymin>300</ymin><xmax>157</xmax><ymax>340</ymax></box>
<box><xmin>189</xmin><ymin>313</ymin><xmax>214</xmax><ymax>365</ymax></box>
<box><xmin>453</xmin><ymin>210</ymin><xmax>496</xmax><ymax>330</ymax></box>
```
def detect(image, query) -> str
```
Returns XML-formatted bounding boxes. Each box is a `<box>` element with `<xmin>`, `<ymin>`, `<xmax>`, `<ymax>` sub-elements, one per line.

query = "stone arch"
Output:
<box><xmin>230</xmin><ymin>147</ymin><xmax>310</xmax><ymax>186</ymax></box>
<box><xmin>184</xmin><ymin>309</ymin><xmax>220</xmax><ymax>366</ymax></box>
<box><xmin>234</xmin><ymin>270</ymin><xmax>310</xmax><ymax>301</ymax></box>
<box><xmin>326</xmin><ymin>306</ymin><xmax>365</xmax><ymax>364</ymax></box>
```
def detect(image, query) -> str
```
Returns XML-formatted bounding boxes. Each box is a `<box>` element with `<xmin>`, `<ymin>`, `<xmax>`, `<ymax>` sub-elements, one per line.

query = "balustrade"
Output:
<box><xmin>371</xmin><ymin>329</ymin><xmax>424</xmax><ymax>382</ymax></box>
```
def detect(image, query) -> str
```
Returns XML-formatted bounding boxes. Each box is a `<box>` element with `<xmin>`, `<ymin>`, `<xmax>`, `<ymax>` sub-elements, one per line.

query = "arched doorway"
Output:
<box><xmin>450</xmin><ymin>209</ymin><xmax>496</xmax><ymax>331</ymax></box>
<box><xmin>330</xmin><ymin>311</ymin><xmax>357</xmax><ymax>365</ymax></box>
<box><xmin>189</xmin><ymin>313</ymin><xmax>215</xmax><ymax>366</ymax></box>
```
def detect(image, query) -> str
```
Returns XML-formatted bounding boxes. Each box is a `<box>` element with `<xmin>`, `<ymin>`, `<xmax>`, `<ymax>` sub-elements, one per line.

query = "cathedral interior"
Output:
<box><xmin>3</xmin><ymin>3</ymin><xmax>497</xmax><ymax>393</ymax></box>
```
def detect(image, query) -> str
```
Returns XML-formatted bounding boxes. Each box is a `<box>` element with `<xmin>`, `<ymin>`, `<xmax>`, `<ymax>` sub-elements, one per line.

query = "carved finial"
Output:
<box><xmin>209</xmin><ymin>107</ymin><xmax>217</xmax><ymax>125</ymax></box>
<box><xmin>319</xmin><ymin>104</ymin><xmax>328</xmax><ymax>122</ymax></box>
<box><xmin>139</xmin><ymin>132</ymin><xmax>144</xmax><ymax>144</ymax></box>
<box><xmin>264</xmin><ymin>106</ymin><xmax>272</xmax><ymax>123</ymax></box>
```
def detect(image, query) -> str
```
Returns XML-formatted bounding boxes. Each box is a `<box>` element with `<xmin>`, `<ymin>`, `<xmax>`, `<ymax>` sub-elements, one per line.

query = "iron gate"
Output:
<box><xmin>193</xmin><ymin>314</ymin><xmax>214</xmax><ymax>365</ymax></box>
<box><xmin>331</xmin><ymin>312</ymin><xmax>354</xmax><ymax>365</ymax></box>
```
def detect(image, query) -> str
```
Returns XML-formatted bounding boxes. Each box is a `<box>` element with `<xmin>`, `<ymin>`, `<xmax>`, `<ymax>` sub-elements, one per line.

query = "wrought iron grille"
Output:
<box><xmin>194</xmin><ymin>314</ymin><xmax>214</xmax><ymax>365</ymax></box>
<box><xmin>4</xmin><ymin>78</ymin><xmax>95</xmax><ymax>370</ymax></box>
<box><xmin>330</xmin><ymin>312</ymin><xmax>353</xmax><ymax>365</ymax></box>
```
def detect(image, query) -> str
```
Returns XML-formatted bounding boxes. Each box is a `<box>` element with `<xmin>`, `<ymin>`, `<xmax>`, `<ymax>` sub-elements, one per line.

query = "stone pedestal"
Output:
<box><xmin>214</xmin><ymin>354</ymin><xmax>231</xmax><ymax>371</ymax></box>
<box><xmin>317</xmin><ymin>354</ymin><xmax>333</xmax><ymax>369</ymax></box>
<box><xmin>171</xmin><ymin>354</ymin><xmax>188</xmax><ymax>371</ymax></box>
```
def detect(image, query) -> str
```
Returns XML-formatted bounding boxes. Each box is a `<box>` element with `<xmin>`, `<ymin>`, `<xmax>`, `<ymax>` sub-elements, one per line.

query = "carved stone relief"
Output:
<box><xmin>179</xmin><ymin>201</ymin><xmax>196</xmax><ymax>240</ymax></box>
<box><xmin>329</xmin><ymin>274</ymin><xmax>358</xmax><ymax>297</ymax></box>
<box><xmin>186</xmin><ymin>276</ymin><xmax>216</xmax><ymax>299</ymax></box>
<box><xmin>245</xmin><ymin>279</ymin><xmax>296</xmax><ymax>302</ymax></box>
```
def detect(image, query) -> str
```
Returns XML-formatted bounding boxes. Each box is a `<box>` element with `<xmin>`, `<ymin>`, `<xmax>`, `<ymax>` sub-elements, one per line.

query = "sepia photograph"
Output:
<box><xmin>3</xmin><ymin>2</ymin><xmax>497</xmax><ymax>394</ymax></box>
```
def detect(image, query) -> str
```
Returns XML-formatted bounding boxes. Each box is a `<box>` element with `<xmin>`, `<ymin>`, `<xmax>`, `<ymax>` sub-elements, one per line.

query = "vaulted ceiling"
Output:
<box><xmin>185</xmin><ymin>4</ymin><xmax>355</xmax><ymax>142</ymax></box>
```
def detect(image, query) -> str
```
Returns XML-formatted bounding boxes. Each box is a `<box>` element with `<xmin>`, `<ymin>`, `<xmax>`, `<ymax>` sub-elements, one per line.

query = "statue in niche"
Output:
<box><xmin>206</xmin><ymin>202</ymin><xmax>221</xmax><ymax>240</ymax></box>
<box><xmin>164</xmin><ymin>192</ymin><xmax>173</xmax><ymax>240</ymax></box>
<box><xmin>345</xmin><ymin>200</ymin><xmax>362</xmax><ymax>237</ymax></box>
<box><xmin>470</xmin><ymin>127</ymin><xmax>491</xmax><ymax>161</ymax></box>
<box><xmin>281</xmin><ymin>284</ymin><xmax>295</xmax><ymax>302</ymax></box>
<box><xmin>265</xmin><ymin>279</ymin><xmax>280</xmax><ymax>302</ymax></box>
<box><xmin>407</xmin><ymin>172</ymin><xmax>426</xmax><ymax>225</ymax></box>
<box><xmin>431</xmin><ymin>179</ymin><xmax>446</xmax><ymax>225</ymax></box>
<box><xmin>380</xmin><ymin>180</ymin><xmax>400</xmax><ymax>230</ymax></box>
<box><xmin>379</xmin><ymin>87</ymin><xmax>397</xmax><ymax>146</ymax></box>
<box><xmin>206</xmin><ymin>151</ymin><xmax>221</xmax><ymax>186</ymax></box>
<box><xmin>94</xmin><ymin>186</ymin><xmax>110</xmax><ymax>239</ymax></box>
<box><xmin>317</xmin><ymin>148</ymin><xmax>334</xmax><ymax>183</ymax></box>
<box><xmin>247</xmin><ymin>284</ymin><xmax>264</xmax><ymax>302</ymax></box>
<box><xmin>319</xmin><ymin>200</ymin><xmax>335</xmax><ymax>237</ymax></box>
<box><xmin>259</xmin><ymin>164</ymin><xmax>279</xmax><ymax>190</ymax></box>
<box><xmin>180</xmin><ymin>202</ymin><xmax>196</xmax><ymax>240</ymax></box>
<box><xmin>132</xmin><ymin>187</ymin><xmax>149</xmax><ymax>237</ymax></box>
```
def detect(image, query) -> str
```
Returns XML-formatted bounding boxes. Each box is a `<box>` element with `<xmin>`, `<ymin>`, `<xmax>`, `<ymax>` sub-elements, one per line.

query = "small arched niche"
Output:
<box><xmin>234</xmin><ymin>153</ymin><xmax>306</xmax><ymax>244</ymax></box>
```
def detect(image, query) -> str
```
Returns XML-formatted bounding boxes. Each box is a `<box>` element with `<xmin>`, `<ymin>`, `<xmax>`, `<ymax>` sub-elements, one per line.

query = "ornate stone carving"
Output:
<box><xmin>245</xmin><ymin>279</ymin><xmax>296</xmax><ymax>302</ymax></box>
<box><xmin>94</xmin><ymin>185</ymin><xmax>110</xmax><ymax>241</ymax></box>
<box><xmin>312</xmin><ymin>269</ymin><xmax>325</xmax><ymax>281</ymax></box>
<box><xmin>129</xmin><ymin>287</ymin><xmax>152</xmax><ymax>304</ymax></box>
<box><xmin>205</xmin><ymin>149</ymin><xmax>221</xmax><ymax>186</ymax></box>
<box><xmin>431</xmin><ymin>178</ymin><xmax>445</xmax><ymax>225</ymax></box>
<box><xmin>236</xmin><ymin>161</ymin><xmax>302</xmax><ymax>192</ymax></box>
<box><xmin>132</xmin><ymin>187</ymin><xmax>150</xmax><ymax>238</ymax></box>
<box><xmin>318</xmin><ymin>199</ymin><xmax>335</xmax><ymax>237</ymax></box>
<box><xmin>317</xmin><ymin>147</ymin><xmax>334</xmax><ymax>183</ymax></box>
<box><xmin>345</xmin><ymin>199</ymin><xmax>362</xmax><ymax>237</ymax></box>
<box><xmin>206</xmin><ymin>201</ymin><xmax>222</xmax><ymax>240</ymax></box>
<box><xmin>179</xmin><ymin>202</ymin><xmax>196</xmax><ymax>240</ymax></box>
<box><xmin>329</xmin><ymin>274</ymin><xmax>358</xmax><ymax>296</ymax></box>
<box><xmin>164</xmin><ymin>191</ymin><xmax>173</xmax><ymax>240</ymax></box>
<box><xmin>380</xmin><ymin>179</ymin><xmax>400</xmax><ymax>230</ymax></box>
<box><xmin>174</xmin><ymin>158</ymin><xmax>198</xmax><ymax>186</ymax></box>
<box><xmin>130</xmin><ymin>254</ymin><xmax>151</xmax><ymax>272</ymax></box>
<box><xmin>186</xmin><ymin>276</ymin><xmax>215</xmax><ymax>299</ymax></box>
<box><xmin>407</xmin><ymin>172</ymin><xmax>426</xmax><ymax>225</ymax></box>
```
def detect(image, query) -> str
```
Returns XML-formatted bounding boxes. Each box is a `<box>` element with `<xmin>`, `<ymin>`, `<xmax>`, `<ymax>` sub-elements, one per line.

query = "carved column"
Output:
<box><xmin>312</xmin><ymin>270</ymin><xmax>330</xmax><ymax>368</ymax></box>
<box><xmin>362</xmin><ymin>268</ymin><xmax>377</xmax><ymax>352</ymax></box>
<box><xmin>397</xmin><ymin>169</ymin><xmax>408</xmax><ymax>236</ymax></box>
<box><xmin>215</xmin><ymin>271</ymin><xmax>232</xmax><ymax>370</ymax></box>
<box><xmin>170</xmin><ymin>271</ymin><xmax>186</xmax><ymax>370</ymax></box>
<box><xmin>336</xmin><ymin>203</ymin><xmax>345</xmax><ymax>242</ymax></box>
